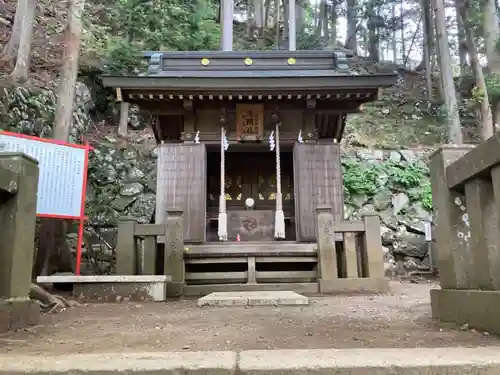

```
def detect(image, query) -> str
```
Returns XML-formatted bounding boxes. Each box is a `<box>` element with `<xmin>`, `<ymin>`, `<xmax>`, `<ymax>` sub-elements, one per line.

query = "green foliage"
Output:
<box><xmin>0</xmin><ymin>86</ymin><xmax>91</xmax><ymax>142</ymax></box>
<box><xmin>341</xmin><ymin>156</ymin><xmax>430</xmax><ymax>207</ymax></box>
<box><xmin>485</xmin><ymin>73</ymin><xmax>500</xmax><ymax>100</ymax></box>
<box><xmin>82</xmin><ymin>0</ymin><xmax>221</xmax><ymax>74</ymax></box>
<box><xmin>419</xmin><ymin>183</ymin><xmax>433</xmax><ymax>211</ymax></box>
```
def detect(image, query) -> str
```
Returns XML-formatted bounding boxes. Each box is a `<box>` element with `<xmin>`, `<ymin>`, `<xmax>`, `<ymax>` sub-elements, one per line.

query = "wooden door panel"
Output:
<box><xmin>207</xmin><ymin>152</ymin><xmax>294</xmax><ymax>216</ymax></box>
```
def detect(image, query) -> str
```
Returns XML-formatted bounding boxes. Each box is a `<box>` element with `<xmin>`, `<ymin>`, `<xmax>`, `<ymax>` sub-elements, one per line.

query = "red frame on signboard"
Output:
<box><xmin>0</xmin><ymin>130</ymin><xmax>93</xmax><ymax>275</ymax></box>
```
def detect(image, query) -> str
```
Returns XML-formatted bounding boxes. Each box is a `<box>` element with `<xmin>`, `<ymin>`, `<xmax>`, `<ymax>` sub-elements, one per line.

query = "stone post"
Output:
<box><xmin>361</xmin><ymin>214</ymin><xmax>384</xmax><ymax>278</ymax></box>
<box><xmin>428</xmin><ymin>145</ymin><xmax>475</xmax><ymax>289</ymax></box>
<box><xmin>0</xmin><ymin>152</ymin><xmax>40</xmax><ymax>332</ymax></box>
<box><xmin>164</xmin><ymin>209</ymin><xmax>184</xmax><ymax>297</ymax></box>
<box><xmin>116</xmin><ymin>216</ymin><xmax>138</xmax><ymax>275</ymax></box>
<box><xmin>316</xmin><ymin>205</ymin><xmax>338</xmax><ymax>293</ymax></box>
<box><xmin>0</xmin><ymin>153</ymin><xmax>39</xmax><ymax>298</ymax></box>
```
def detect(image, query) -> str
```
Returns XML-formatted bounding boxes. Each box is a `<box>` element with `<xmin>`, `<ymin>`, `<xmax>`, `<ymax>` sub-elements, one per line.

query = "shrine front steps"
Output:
<box><xmin>3</xmin><ymin>348</ymin><xmax>500</xmax><ymax>374</ymax></box>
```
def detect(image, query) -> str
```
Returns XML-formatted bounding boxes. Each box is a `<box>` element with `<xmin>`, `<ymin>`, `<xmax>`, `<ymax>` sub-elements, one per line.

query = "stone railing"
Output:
<box><xmin>0</xmin><ymin>152</ymin><xmax>40</xmax><ymax>332</ymax></box>
<box><xmin>116</xmin><ymin>209</ymin><xmax>184</xmax><ymax>297</ymax></box>
<box><xmin>429</xmin><ymin>136</ymin><xmax>500</xmax><ymax>334</ymax></box>
<box><xmin>315</xmin><ymin>205</ymin><xmax>388</xmax><ymax>294</ymax></box>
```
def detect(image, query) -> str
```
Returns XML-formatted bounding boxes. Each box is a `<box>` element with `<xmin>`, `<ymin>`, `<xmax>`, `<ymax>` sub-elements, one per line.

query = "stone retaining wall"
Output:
<box><xmin>2</xmin><ymin>348</ymin><xmax>500</xmax><ymax>374</ymax></box>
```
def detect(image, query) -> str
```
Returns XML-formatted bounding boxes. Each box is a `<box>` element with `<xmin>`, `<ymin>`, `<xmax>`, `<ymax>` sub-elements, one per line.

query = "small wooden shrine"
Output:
<box><xmin>102</xmin><ymin>50</ymin><xmax>395</xmax><ymax>244</ymax></box>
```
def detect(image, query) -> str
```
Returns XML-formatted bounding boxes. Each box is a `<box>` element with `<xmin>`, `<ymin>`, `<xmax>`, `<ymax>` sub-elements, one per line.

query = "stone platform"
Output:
<box><xmin>36</xmin><ymin>275</ymin><xmax>171</xmax><ymax>302</ymax></box>
<box><xmin>197</xmin><ymin>291</ymin><xmax>309</xmax><ymax>307</ymax></box>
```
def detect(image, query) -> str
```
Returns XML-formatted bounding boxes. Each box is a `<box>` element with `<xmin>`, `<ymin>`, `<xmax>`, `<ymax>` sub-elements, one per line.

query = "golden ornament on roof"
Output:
<box><xmin>244</xmin><ymin>58</ymin><xmax>253</xmax><ymax>66</ymax></box>
<box><xmin>201</xmin><ymin>58</ymin><xmax>210</xmax><ymax>66</ymax></box>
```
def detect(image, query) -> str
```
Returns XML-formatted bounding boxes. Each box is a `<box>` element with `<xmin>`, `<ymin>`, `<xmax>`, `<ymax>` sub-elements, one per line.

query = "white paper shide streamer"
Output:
<box><xmin>217</xmin><ymin>127</ymin><xmax>228</xmax><ymax>241</ymax></box>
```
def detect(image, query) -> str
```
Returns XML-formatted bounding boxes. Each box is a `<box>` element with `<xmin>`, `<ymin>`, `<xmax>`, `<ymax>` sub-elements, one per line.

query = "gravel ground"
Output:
<box><xmin>1</xmin><ymin>280</ymin><xmax>499</xmax><ymax>355</ymax></box>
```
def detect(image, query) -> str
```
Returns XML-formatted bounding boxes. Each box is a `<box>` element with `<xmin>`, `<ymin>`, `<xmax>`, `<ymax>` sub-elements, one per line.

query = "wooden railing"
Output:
<box><xmin>115</xmin><ymin>219</ymin><xmax>165</xmax><ymax>275</ymax></box>
<box><xmin>315</xmin><ymin>205</ymin><xmax>386</xmax><ymax>294</ymax></box>
<box><xmin>115</xmin><ymin>210</ymin><xmax>185</xmax><ymax>297</ymax></box>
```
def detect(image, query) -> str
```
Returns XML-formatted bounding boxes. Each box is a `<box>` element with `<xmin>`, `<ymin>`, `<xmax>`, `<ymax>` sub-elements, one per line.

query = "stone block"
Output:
<box><xmin>430</xmin><ymin>288</ymin><xmax>500</xmax><ymax>334</ymax></box>
<box><xmin>319</xmin><ymin>277</ymin><xmax>389</xmax><ymax>294</ymax></box>
<box><xmin>197</xmin><ymin>291</ymin><xmax>308</xmax><ymax>307</ymax></box>
<box><xmin>0</xmin><ymin>298</ymin><xmax>40</xmax><ymax>333</ymax></box>
<box><xmin>37</xmin><ymin>275</ymin><xmax>171</xmax><ymax>302</ymax></box>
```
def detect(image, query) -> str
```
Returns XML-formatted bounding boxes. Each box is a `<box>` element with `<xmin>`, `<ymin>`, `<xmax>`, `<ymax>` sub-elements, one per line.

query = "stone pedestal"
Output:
<box><xmin>431</xmin><ymin>289</ymin><xmax>500</xmax><ymax>334</ymax></box>
<box><xmin>164</xmin><ymin>209</ymin><xmax>184</xmax><ymax>297</ymax></box>
<box><xmin>0</xmin><ymin>153</ymin><xmax>40</xmax><ymax>332</ymax></box>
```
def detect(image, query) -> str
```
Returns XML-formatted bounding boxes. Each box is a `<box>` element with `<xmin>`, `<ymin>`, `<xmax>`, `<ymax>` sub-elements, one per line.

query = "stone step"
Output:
<box><xmin>184</xmin><ymin>282</ymin><xmax>319</xmax><ymax>296</ymax></box>
<box><xmin>197</xmin><ymin>291</ymin><xmax>309</xmax><ymax>307</ymax></box>
<box><xmin>185</xmin><ymin>242</ymin><xmax>317</xmax><ymax>258</ymax></box>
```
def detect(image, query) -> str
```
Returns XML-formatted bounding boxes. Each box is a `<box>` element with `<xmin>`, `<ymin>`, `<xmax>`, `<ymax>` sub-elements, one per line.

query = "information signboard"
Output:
<box><xmin>0</xmin><ymin>132</ymin><xmax>87</xmax><ymax>218</ymax></box>
<box><xmin>0</xmin><ymin>131</ymin><xmax>91</xmax><ymax>275</ymax></box>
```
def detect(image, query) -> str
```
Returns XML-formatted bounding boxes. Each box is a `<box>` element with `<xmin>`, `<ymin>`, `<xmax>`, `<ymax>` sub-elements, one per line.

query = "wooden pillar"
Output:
<box><xmin>164</xmin><ymin>209</ymin><xmax>184</xmax><ymax>297</ymax></box>
<box><xmin>360</xmin><ymin>214</ymin><xmax>384</xmax><ymax>278</ymax></box>
<box><xmin>118</xmin><ymin>101</ymin><xmax>130</xmax><ymax>138</ymax></box>
<box><xmin>0</xmin><ymin>153</ymin><xmax>39</xmax><ymax>299</ymax></box>
<box><xmin>316</xmin><ymin>205</ymin><xmax>338</xmax><ymax>293</ymax></box>
<box><xmin>343</xmin><ymin>232</ymin><xmax>359</xmax><ymax>278</ymax></box>
<box><xmin>116</xmin><ymin>216</ymin><xmax>138</xmax><ymax>275</ymax></box>
<box><xmin>428</xmin><ymin>145</ymin><xmax>475</xmax><ymax>289</ymax></box>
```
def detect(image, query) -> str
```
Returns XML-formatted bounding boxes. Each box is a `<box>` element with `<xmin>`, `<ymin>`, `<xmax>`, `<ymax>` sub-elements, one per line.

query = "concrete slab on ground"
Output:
<box><xmin>197</xmin><ymin>291</ymin><xmax>309</xmax><ymax>307</ymax></box>
<box><xmin>3</xmin><ymin>348</ymin><xmax>500</xmax><ymax>374</ymax></box>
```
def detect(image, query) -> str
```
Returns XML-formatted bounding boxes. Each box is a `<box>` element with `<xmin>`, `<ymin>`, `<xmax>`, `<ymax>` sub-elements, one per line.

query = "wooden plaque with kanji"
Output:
<box><xmin>236</xmin><ymin>103</ymin><xmax>264</xmax><ymax>140</ymax></box>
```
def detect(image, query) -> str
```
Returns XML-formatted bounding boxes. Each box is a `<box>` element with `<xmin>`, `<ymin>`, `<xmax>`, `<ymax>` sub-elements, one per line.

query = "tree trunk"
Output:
<box><xmin>422</xmin><ymin>0</ymin><xmax>433</xmax><ymax>99</ymax></box>
<box><xmin>53</xmin><ymin>0</ymin><xmax>85</xmax><ymax>141</ymax></box>
<box><xmin>400</xmin><ymin>0</ymin><xmax>405</xmax><ymax>64</ymax></box>
<box><xmin>9</xmin><ymin>0</ymin><xmax>36</xmax><ymax>83</ymax></box>
<box><xmin>454</xmin><ymin>0</ymin><xmax>468</xmax><ymax>75</ymax></box>
<box><xmin>367</xmin><ymin>0</ymin><xmax>379</xmax><ymax>62</ymax></box>
<box><xmin>392</xmin><ymin>3</ymin><xmax>397</xmax><ymax>62</ymax></box>
<box><xmin>35</xmin><ymin>0</ymin><xmax>87</xmax><ymax>279</ymax></box>
<box><xmin>459</xmin><ymin>0</ymin><xmax>495</xmax><ymax>139</ymax></box>
<box><xmin>330</xmin><ymin>0</ymin><xmax>337</xmax><ymax>44</ymax></box>
<box><xmin>296</xmin><ymin>0</ymin><xmax>305</xmax><ymax>33</ymax></box>
<box><xmin>481</xmin><ymin>0</ymin><xmax>500</xmax><ymax>128</ymax></box>
<box><xmin>0</xmin><ymin>0</ymin><xmax>27</xmax><ymax>62</ymax></box>
<box><xmin>345</xmin><ymin>0</ymin><xmax>357</xmax><ymax>52</ymax></box>
<box><xmin>321</xmin><ymin>0</ymin><xmax>328</xmax><ymax>39</ymax></box>
<box><xmin>433</xmin><ymin>0</ymin><xmax>463</xmax><ymax>143</ymax></box>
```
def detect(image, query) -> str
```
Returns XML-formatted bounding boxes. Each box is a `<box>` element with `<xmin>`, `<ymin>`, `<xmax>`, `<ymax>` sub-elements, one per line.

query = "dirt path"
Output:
<box><xmin>1</xmin><ymin>281</ymin><xmax>499</xmax><ymax>354</ymax></box>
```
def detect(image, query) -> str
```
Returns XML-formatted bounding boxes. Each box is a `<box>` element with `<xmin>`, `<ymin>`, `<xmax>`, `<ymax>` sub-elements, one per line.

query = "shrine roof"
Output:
<box><xmin>101</xmin><ymin>49</ymin><xmax>397</xmax><ymax>95</ymax></box>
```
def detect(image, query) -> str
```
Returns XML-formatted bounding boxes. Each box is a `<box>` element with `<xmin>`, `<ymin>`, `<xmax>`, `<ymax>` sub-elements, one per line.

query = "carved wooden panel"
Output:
<box><xmin>236</xmin><ymin>103</ymin><xmax>264</xmax><ymax>140</ymax></box>
<box><xmin>156</xmin><ymin>143</ymin><xmax>206</xmax><ymax>243</ymax></box>
<box><xmin>207</xmin><ymin>151</ymin><xmax>294</xmax><ymax>214</ymax></box>
<box><xmin>293</xmin><ymin>143</ymin><xmax>344</xmax><ymax>242</ymax></box>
